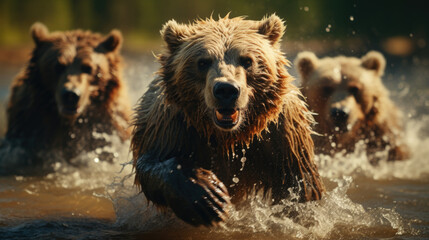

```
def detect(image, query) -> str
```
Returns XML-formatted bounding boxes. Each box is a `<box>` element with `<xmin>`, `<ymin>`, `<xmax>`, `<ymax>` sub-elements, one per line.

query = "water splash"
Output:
<box><xmin>215</xmin><ymin>176</ymin><xmax>408</xmax><ymax>239</ymax></box>
<box><xmin>107</xmin><ymin>161</ymin><xmax>413</xmax><ymax>239</ymax></box>
<box><xmin>316</xmin><ymin>116</ymin><xmax>429</xmax><ymax>180</ymax></box>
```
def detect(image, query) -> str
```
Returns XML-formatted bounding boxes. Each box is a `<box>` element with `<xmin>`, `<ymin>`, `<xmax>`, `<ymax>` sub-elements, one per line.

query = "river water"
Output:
<box><xmin>0</xmin><ymin>52</ymin><xmax>428</xmax><ymax>239</ymax></box>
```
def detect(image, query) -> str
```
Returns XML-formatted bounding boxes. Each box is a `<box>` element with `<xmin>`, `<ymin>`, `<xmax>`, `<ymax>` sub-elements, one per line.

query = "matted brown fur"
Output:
<box><xmin>132</xmin><ymin>15</ymin><xmax>324</xmax><ymax>226</ymax></box>
<box><xmin>4</xmin><ymin>23</ymin><xmax>131</xmax><ymax>166</ymax></box>
<box><xmin>295</xmin><ymin>51</ymin><xmax>409</xmax><ymax>163</ymax></box>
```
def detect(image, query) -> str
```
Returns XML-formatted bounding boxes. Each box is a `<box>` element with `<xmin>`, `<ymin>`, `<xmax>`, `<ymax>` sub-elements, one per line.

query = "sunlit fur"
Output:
<box><xmin>295</xmin><ymin>51</ymin><xmax>409</xmax><ymax>163</ymax></box>
<box><xmin>5</xmin><ymin>23</ymin><xmax>131</xmax><ymax>164</ymax></box>
<box><xmin>132</xmin><ymin>14</ymin><xmax>324</xmax><ymax>216</ymax></box>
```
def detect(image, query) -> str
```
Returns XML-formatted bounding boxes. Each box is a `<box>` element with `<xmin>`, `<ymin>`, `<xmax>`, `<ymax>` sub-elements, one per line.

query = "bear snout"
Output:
<box><xmin>61</xmin><ymin>88</ymin><xmax>80</xmax><ymax>108</ymax></box>
<box><xmin>210</xmin><ymin>82</ymin><xmax>244</xmax><ymax>131</ymax></box>
<box><xmin>330</xmin><ymin>107</ymin><xmax>350</xmax><ymax>131</ymax></box>
<box><xmin>59</xmin><ymin>88</ymin><xmax>81</xmax><ymax>116</ymax></box>
<box><xmin>213</xmin><ymin>82</ymin><xmax>240</xmax><ymax>107</ymax></box>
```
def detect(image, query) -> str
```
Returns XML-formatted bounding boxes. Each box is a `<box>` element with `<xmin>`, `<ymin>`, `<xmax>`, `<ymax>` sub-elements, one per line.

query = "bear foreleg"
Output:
<box><xmin>135</xmin><ymin>154</ymin><xmax>231</xmax><ymax>226</ymax></box>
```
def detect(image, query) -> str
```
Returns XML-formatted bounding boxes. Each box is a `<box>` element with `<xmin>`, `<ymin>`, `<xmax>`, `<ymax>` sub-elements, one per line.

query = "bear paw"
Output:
<box><xmin>165</xmin><ymin>168</ymin><xmax>231</xmax><ymax>226</ymax></box>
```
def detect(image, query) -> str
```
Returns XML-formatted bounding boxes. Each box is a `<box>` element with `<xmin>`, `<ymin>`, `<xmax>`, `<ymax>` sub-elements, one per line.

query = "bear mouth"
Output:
<box><xmin>59</xmin><ymin>105</ymin><xmax>81</xmax><ymax>118</ymax></box>
<box><xmin>213</xmin><ymin>108</ymin><xmax>240</xmax><ymax>130</ymax></box>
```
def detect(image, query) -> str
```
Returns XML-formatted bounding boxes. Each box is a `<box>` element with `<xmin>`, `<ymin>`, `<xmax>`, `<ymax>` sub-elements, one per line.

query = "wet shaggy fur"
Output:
<box><xmin>131</xmin><ymin>15</ymin><xmax>324</xmax><ymax>226</ymax></box>
<box><xmin>3</xmin><ymin>23</ymin><xmax>131</xmax><ymax>168</ymax></box>
<box><xmin>295</xmin><ymin>51</ymin><xmax>409</xmax><ymax>163</ymax></box>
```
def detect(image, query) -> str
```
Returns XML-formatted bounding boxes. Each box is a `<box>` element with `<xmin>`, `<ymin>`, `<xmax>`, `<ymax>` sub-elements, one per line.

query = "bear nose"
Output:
<box><xmin>61</xmin><ymin>88</ymin><xmax>81</xmax><ymax>108</ymax></box>
<box><xmin>330</xmin><ymin>107</ymin><xmax>349</xmax><ymax>122</ymax></box>
<box><xmin>213</xmin><ymin>82</ymin><xmax>240</xmax><ymax>105</ymax></box>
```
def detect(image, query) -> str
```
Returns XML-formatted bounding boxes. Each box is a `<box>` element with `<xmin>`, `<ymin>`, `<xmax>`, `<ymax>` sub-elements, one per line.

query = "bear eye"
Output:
<box><xmin>322</xmin><ymin>86</ymin><xmax>334</xmax><ymax>98</ymax></box>
<box><xmin>349</xmin><ymin>86</ymin><xmax>360</xmax><ymax>96</ymax></box>
<box><xmin>239</xmin><ymin>56</ymin><xmax>253</xmax><ymax>69</ymax></box>
<box><xmin>81</xmin><ymin>64</ymin><xmax>93</xmax><ymax>74</ymax></box>
<box><xmin>197</xmin><ymin>58</ymin><xmax>212</xmax><ymax>71</ymax></box>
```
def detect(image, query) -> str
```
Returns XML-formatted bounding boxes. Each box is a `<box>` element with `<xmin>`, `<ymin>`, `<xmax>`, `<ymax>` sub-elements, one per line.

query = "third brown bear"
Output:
<box><xmin>295</xmin><ymin>51</ymin><xmax>409</xmax><ymax>163</ymax></box>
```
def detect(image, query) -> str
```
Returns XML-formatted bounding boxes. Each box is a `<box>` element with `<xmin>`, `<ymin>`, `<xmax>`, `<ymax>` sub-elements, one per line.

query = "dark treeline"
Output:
<box><xmin>0</xmin><ymin>0</ymin><xmax>428</xmax><ymax>51</ymax></box>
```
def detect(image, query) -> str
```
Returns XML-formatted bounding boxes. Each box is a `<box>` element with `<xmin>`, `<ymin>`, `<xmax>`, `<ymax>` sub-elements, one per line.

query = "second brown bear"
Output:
<box><xmin>1</xmin><ymin>23</ymin><xmax>131</xmax><ymax>173</ymax></box>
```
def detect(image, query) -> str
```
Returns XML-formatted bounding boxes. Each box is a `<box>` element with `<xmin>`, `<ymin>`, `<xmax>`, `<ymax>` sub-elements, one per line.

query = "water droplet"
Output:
<box><xmin>324</xmin><ymin>24</ymin><xmax>333</xmax><ymax>33</ymax></box>
<box><xmin>239</xmin><ymin>157</ymin><xmax>247</xmax><ymax>171</ymax></box>
<box><xmin>70</xmin><ymin>133</ymin><xmax>76</xmax><ymax>139</ymax></box>
<box><xmin>232</xmin><ymin>177</ymin><xmax>239</xmax><ymax>183</ymax></box>
<box><xmin>334</xmin><ymin>127</ymin><xmax>340</xmax><ymax>132</ymax></box>
<box><xmin>349</xmin><ymin>16</ymin><xmax>354</xmax><ymax>21</ymax></box>
<box><xmin>409</xmin><ymin>33</ymin><xmax>414</xmax><ymax>38</ymax></box>
<box><xmin>94</xmin><ymin>157</ymin><xmax>99</xmax><ymax>163</ymax></box>
<box><xmin>176</xmin><ymin>164</ymin><xmax>182</xmax><ymax>170</ymax></box>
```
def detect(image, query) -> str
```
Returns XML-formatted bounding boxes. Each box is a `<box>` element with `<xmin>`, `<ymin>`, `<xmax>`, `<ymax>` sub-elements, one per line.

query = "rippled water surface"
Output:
<box><xmin>0</xmin><ymin>53</ymin><xmax>428</xmax><ymax>239</ymax></box>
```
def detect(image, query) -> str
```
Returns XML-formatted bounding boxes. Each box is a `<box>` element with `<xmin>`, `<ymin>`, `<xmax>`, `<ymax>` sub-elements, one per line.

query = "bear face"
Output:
<box><xmin>159</xmin><ymin>15</ymin><xmax>288</xmax><ymax>138</ymax></box>
<box><xmin>295</xmin><ymin>51</ymin><xmax>408</xmax><ymax>161</ymax></box>
<box><xmin>132</xmin><ymin>15</ymin><xmax>324</xmax><ymax>227</ymax></box>
<box><xmin>3</xmin><ymin>23</ymin><xmax>131</xmax><ymax>168</ymax></box>
<box><xmin>30</xmin><ymin>23</ymin><xmax>123</xmax><ymax>120</ymax></box>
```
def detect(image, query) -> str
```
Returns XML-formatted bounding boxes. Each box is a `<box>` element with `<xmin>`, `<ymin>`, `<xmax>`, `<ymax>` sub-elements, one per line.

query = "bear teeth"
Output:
<box><xmin>215</xmin><ymin>109</ymin><xmax>239</xmax><ymax>124</ymax></box>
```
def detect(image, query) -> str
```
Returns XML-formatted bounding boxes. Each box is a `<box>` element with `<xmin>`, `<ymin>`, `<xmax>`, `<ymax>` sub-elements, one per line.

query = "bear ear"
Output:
<box><xmin>161</xmin><ymin>20</ymin><xmax>193</xmax><ymax>53</ymax></box>
<box><xmin>294</xmin><ymin>51</ymin><xmax>319</xmax><ymax>81</ymax></box>
<box><xmin>361</xmin><ymin>51</ymin><xmax>386</xmax><ymax>76</ymax></box>
<box><xmin>97</xmin><ymin>30</ymin><xmax>123</xmax><ymax>53</ymax></box>
<box><xmin>257</xmin><ymin>14</ymin><xmax>286</xmax><ymax>46</ymax></box>
<box><xmin>31</xmin><ymin>22</ymin><xmax>49</xmax><ymax>46</ymax></box>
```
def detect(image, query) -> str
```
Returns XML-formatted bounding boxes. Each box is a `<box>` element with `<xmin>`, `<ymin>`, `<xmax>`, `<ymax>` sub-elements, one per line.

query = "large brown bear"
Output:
<box><xmin>131</xmin><ymin>15</ymin><xmax>324</xmax><ymax>227</ymax></box>
<box><xmin>2</xmin><ymin>23</ymin><xmax>131</xmax><ymax>170</ymax></box>
<box><xmin>294</xmin><ymin>51</ymin><xmax>409</xmax><ymax>163</ymax></box>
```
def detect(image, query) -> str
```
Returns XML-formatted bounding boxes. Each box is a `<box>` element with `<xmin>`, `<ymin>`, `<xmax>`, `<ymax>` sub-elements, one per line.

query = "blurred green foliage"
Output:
<box><xmin>0</xmin><ymin>0</ymin><xmax>427</xmax><ymax>49</ymax></box>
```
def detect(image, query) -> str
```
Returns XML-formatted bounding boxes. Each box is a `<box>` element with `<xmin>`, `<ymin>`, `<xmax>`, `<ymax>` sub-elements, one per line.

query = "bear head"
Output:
<box><xmin>295</xmin><ymin>51</ymin><xmax>388</xmax><ymax>146</ymax></box>
<box><xmin>158</xmin><ymin>14</ymin><xmax>290</xmax><ymax>142</ymax></box>
<box><xmin>29</xmin><ymin>23</ymin><xmax>123</xmax><ymax>120</ymax></box>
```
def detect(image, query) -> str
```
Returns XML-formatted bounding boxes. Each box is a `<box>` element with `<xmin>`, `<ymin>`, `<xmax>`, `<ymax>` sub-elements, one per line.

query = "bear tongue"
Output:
<box><xmin>216</xmin><ymin>109</ymin><xmax>239</xmax><ymax>123</ymax></box>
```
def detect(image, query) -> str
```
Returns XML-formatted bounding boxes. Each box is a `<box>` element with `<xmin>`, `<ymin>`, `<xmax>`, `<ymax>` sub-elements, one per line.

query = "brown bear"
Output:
<box><xmin>2</xmin><ymin>23</ymin><xmax>131</xmax><ymax>170</ymax></box>
<box><xmin>294</xmin><ymin>51</ymin><xmax>409</xmax><ymax>163</ymax></box>
<box><xmin>131</xmin><ymin>15</ymin><xmax>324</xmax><ymax>227</ymax></box>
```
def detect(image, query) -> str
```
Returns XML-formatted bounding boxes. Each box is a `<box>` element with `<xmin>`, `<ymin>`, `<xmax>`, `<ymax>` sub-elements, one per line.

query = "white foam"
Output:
<box><xmin>316</xmin><ymin>116</ymin><xmax>429</xmax><ymax>180</ymax></box>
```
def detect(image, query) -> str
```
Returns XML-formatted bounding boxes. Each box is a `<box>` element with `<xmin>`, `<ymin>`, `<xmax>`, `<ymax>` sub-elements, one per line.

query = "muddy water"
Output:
<box><xmin>0</xmin><ymin>54</ymin><xmax>428</xmax><ymax>239</ymax></box>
